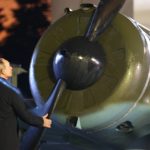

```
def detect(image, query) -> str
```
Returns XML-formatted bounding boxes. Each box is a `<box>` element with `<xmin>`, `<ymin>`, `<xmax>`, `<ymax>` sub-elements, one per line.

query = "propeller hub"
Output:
<box><xmin>53</xmin><ymin>36</ymin><xmax>105</xmax><ymax>90</ymax></box>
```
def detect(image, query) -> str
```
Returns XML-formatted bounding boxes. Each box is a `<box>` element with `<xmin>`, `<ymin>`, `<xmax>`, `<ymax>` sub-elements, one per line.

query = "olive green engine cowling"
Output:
<box><xmin>29</xmin><ymin>8</ymin><xmax>150</xmax><ymax>130</ymax></box>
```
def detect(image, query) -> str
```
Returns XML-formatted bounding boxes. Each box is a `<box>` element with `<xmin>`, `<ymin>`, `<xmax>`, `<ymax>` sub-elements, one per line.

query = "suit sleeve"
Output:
<box><xmin>9</xmin><ymin>90</ymin><xmax>43</xmax><ymax>127</ymax></box>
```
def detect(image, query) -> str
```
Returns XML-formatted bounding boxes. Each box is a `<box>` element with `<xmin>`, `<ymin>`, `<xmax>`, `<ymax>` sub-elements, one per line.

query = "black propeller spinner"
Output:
<box><xmin>53</xmin><ymin>36</ymin><xmax>105</xmax><ymax>90</ymax></box>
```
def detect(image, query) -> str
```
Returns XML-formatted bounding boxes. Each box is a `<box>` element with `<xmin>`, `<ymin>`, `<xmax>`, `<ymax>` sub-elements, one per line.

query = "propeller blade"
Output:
<box><xmin>20</xmin><ymin>79</ymin><xmax>66</xmax><ymax>150</ymax></box>
<box><xmin>85</xmin><ymin>0</ymin><xmax>126</xmax><ymax>41</ymax></box>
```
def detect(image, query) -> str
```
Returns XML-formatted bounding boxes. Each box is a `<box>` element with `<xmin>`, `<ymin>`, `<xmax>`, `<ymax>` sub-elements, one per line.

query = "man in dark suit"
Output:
<box><xmin>0</xmin><ymin>58</ymin><xmax>52</xmax><ymax>150</ymax></box>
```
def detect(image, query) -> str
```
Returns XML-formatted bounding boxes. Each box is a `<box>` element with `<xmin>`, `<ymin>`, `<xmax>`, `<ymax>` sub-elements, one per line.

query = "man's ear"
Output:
<box><xmin>1</xmin><ymin>69</ymin><xmax>6</xmax><ymax>75</ymax></box>
<box><xmin>0</xmin><ymin>68</ymin><xmax>2</xmax><ymax>75</ymax></box>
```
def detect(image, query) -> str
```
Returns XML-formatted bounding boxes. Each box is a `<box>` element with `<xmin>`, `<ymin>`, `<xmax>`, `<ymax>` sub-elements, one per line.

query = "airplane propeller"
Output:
<box><xmin>20</xmin><ymin>0</ymin><xmax>126</xmax><ymax>149</ymax></box>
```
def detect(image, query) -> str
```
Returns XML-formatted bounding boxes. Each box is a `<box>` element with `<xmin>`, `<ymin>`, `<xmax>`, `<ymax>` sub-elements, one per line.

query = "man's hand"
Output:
<box><xmin>42</xmin><ymin>114</ymin><xmax>52</xmax><ymax>128</ymax></box>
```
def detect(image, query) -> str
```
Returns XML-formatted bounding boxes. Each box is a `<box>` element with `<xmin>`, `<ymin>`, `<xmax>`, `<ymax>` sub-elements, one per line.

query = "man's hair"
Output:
<box><xmin>0</xmin><ymin>58</ymin><xmax>3</xmax><ymax>63</ymax></box>
<box><xmin>0</xmin><ymin>58</ymin><xmax>5</xmax><ymax>72</ymax></box>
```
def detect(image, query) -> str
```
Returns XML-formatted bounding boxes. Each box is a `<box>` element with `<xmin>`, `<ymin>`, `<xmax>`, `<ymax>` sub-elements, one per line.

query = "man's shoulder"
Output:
<box><xmin>0</xmin><ymin>78</ymin><xmax>21</xmax><ymax>96</ymax></box>
<box><xmin>0</xmin><ymin>78</ymin><xmax>11</xmax><ymax>89</ymax></box>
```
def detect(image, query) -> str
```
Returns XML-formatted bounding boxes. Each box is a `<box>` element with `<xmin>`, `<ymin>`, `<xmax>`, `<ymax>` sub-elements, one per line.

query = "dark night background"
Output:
<box><xmin>0</xmin><ymin>0</ymin><xmax>52</xmax><ymax>98</ymax></box>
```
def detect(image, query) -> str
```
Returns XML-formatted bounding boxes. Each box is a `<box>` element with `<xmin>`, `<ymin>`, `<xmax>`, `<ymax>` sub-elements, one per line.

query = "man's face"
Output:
<box><xmin>2</xmin><ymin>59</ymin><xmax>13</xmax><ymax>78</ymax></box>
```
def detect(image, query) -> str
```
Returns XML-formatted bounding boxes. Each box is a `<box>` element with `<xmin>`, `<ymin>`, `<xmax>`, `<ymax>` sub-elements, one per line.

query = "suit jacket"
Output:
<box><xmin>0</xmin><ymin>78</ymin><xmax>43</xmax><ymax>150</ymax></box>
